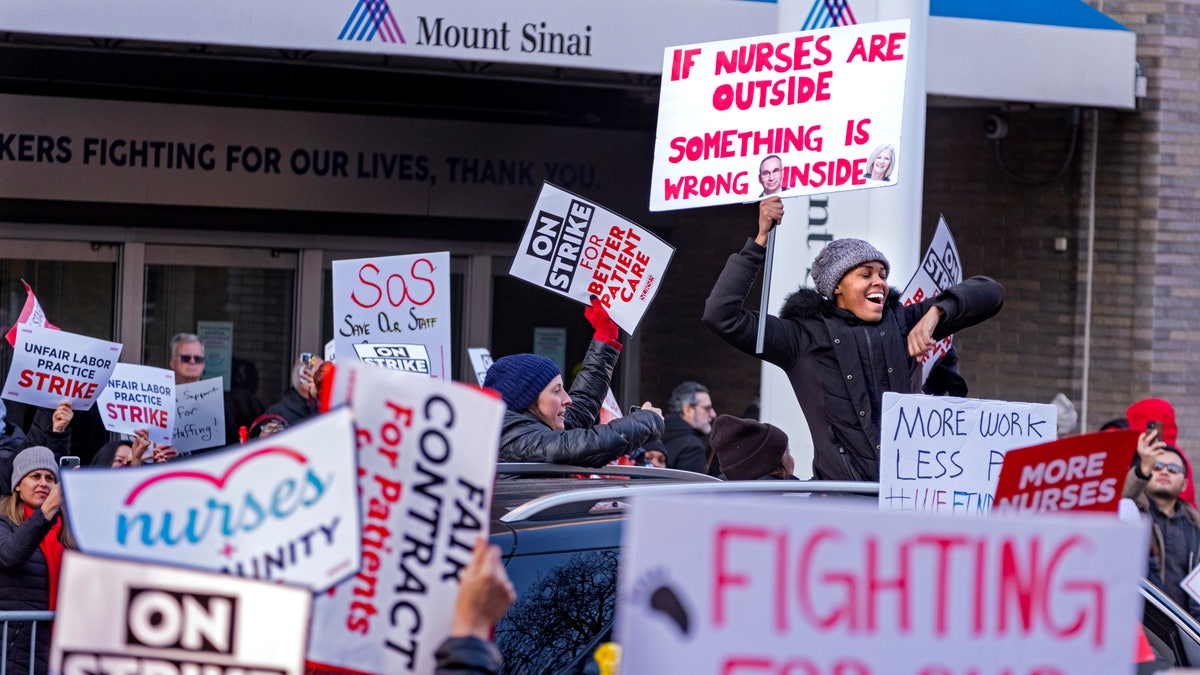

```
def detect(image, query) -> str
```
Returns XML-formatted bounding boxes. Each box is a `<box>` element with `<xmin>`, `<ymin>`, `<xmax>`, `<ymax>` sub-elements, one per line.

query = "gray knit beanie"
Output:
<box><xmin>11</xmin><ymin>446</ymin><xmax>58</xmax><ymax>491</ymax></box>
<box><xmin>810</xmin><ymin>238</ymin><xmax>890</xmax><ymax>298</ymax></box>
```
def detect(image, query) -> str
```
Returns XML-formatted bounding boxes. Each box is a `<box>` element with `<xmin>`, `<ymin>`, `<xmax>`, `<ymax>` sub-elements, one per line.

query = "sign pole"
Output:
<box><xmin>756</xmin><ymin>226</ymin><xmax>776</xmax><ymax>354</ymax></box>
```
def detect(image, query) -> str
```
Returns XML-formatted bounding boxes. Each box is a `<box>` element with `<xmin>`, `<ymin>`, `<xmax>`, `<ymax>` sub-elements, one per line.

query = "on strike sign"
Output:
<box><xmin>616</xmin><ymin>495</ymin><xmax>1147</xmax><ymax>674</ymax></box>
<box><xmin>511</xmin><ymin>182</ymin><xmax>674</xmax><ymax>333</ymax></box>
<box><xmin>650</xmin><ymin>20</ymin><xmax>909</xmax><ymax>211</ymax></box>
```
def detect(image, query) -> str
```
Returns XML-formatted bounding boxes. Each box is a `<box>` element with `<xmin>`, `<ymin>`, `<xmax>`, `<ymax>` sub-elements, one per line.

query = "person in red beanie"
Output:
<box><xmin>1127</xmin><ymin>398</ymin><xmax>1195</xmax><ymax>507</ymax></box>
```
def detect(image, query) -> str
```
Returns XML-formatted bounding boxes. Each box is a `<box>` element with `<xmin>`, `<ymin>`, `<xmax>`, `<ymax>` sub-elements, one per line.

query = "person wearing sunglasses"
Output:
<box><xmin>168</xmin><ymin>332</ymin><xmax>239</xmax><ymax>448</ymax></box>
<box><xmin>1124</xmin><ymin>428</ymin><xmax>1200</xmax><ymax>620</ymax></box>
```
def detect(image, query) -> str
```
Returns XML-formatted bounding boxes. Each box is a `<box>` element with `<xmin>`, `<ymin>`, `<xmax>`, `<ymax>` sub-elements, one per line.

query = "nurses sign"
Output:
<box><xmin>651</xmin><ymin>20</ymin><xmax>909</xmax><ymax>211</ymax></box>
<box><xmin>511</xmin><ymin>183</ymin><xmax>674</xmax><ymax>333</ymax></box>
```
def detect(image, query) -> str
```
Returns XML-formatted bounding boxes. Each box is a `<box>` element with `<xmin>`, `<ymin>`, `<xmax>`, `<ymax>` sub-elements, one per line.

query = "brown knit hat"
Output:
<box><xmin>709</xmin><ymin>415</ymin><xmax>789</xmax><ymax>480</ymax></box>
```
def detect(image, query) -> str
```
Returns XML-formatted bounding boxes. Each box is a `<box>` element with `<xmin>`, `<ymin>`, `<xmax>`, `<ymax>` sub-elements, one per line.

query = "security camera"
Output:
<box><xmin>983</xmin><ymin>114</ymin><xmax>1009</xmax><ymax>141</ymax></box>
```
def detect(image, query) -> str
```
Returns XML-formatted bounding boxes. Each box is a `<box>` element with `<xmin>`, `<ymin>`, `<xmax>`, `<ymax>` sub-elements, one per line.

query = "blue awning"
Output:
<box><xmin>931</xmin><ymin>0</ymin><xmax>1129</xmax><ymax>32</ymax></box>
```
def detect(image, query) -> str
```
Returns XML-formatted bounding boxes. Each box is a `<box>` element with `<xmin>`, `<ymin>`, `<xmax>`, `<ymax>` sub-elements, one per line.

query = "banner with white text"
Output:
<box><xmin>63</xmin><ymin>408</ymin><xmax>361</xmax><ymax>592</ymax></box>
<box><xmin>992</xmin><ymin>430</ymin><xmax>1138</xmax><ymax>515</ymax></box>
<box><xmin>51</xmin><ymin>552</ymin><xmax>312</xmax><ymax>675</ymax></box>
<box><xmin>2</xmin><ymin>325</ymin><xmax>121</xmax><ymax>410</ymax></box>
<box><xmin>879</xmin><ymin>393</ymin><xmax>1057</xmax><ymax>516</ymax></box>
<box><xmin>309</xmin><ymin>361</ymin><xmax>504</xmax><ymax>675</ymax></box>
<box><xmin>650</xmin><ymin>20</ymin><xmax>910</xmax><ymax>211</ymax></box>
<box><xmin>332</xmin><ymin>252</ymin><xmax>451</xmax><ymax>379</ymax></box>
<box><xmin>512</xmin><ymin>183</ymin><xmax>674</xmax><ymax>332</ymax></box>
<box><xmin>96</xmin><ymin>363</ymin><xmax>176</xmax><ymax>445</ymax></box>
<box><xmin>616</xmin><ymin>495</ymin><xmax>1147</xmax><ymax>673</ymax></box>
<box><xmin>173</xmin><ymin>377</ymin><xmax>227</xmax><ymax>452</ymax></box>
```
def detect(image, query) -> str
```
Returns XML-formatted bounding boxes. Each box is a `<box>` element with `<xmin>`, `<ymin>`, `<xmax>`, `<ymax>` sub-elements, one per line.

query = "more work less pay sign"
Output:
<box><xmin>617</xmin><ymin>496</ymin><xmax>1147</xmax><ymax>675</ymax></box>
<box><xmin>650</xmin><ymin>20</ymin><xmax>909</xmax><ymax>210</ymax></box>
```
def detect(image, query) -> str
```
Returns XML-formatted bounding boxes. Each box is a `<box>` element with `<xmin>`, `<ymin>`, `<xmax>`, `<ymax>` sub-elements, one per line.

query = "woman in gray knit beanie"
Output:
<box><xmin>703</xmin><ymin>196</ymin><xmax>1005</xmax><ymax>482</ymax></box>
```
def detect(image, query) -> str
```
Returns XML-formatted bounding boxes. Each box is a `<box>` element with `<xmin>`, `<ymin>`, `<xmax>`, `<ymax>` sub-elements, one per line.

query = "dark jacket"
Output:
<box><xmin>0</xmin><ymin>508</ymin><xmax>58</xmax><ymax>675</ymax></box>
<box><xmin>497</xmin><ymin>340</ymin><xmax>664</xmax><ymax>467</ymax></box>
<box><xmin>264</xmin><ymin>388</ymin><xmax>317</xmax><ymax>426</ymax></box>
<box><xmin>435</xmin><ymin>636</ymin><xmax>502</xmax><ymax>675</ymax></box>
<box><xmin>0</xmin><ymin>409</ymin><xmax>72</xmax><ymax>497</ymax></box>
<box><xmin>660</xmin><ymin>415</ymin><xmax>708</xmax><ymax>474</ymax></box>
<box><xmin>703</xmin><ymin>239</ymin><xmax>1004</xmax><ymax>481</ymax></box>
<box><xmin>1124</xmin><ymin>467</ymin><xmax>1200</xmax><ymax>618</ymax></box>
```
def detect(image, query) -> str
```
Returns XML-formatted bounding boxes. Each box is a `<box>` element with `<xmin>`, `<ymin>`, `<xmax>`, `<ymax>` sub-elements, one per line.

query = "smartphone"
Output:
<box><xmin>629</xmin><ymin>405</ymin><xmax>642</xmax><ymax>415</ymax></box>
<box><xmin>1148</xmin><ymin>420</ymin><xmax>1161</xmax><ymax>439</ymax></box>
<box><xmin>59</xmin><ymin>456</ymin><xmax>81</xmax><ymax>469</ymax></box>
<box><xmin>300</xmin><ymin>352</ymin><xmax>315</xmax><ymax>367</ymax></box>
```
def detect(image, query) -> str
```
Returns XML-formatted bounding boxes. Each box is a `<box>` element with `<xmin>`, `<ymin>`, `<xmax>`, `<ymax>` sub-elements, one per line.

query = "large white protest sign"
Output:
<box><xmin>901</xmin><ymin>216</ymin><xmax>961</xmax><ymax>382</ymax></box>
<box><xmin>63</xmin><ymin>407</ymin><xmax>361</xmax><ymax>592</ymax></box>
<box><xmin>51</xmin><ymin>552</ymin><xmax>312</xmax><ymax>675</ymax></box>
<box><xmin>96</xmin><ymin>363</ymin><xmax>176</xmax><ymax>445</ymax></box>
<box><xmin>1</xmin><ymin>325</ymin><xmax>121</xmax><ymax>410</ymax></box>
<box><xmin>650</xmin><ymin>20</ymin><xmax>910</xmax><ymax>211</ymax></box>
<box><xmin>309</xmin><ymin>360</ymin><xmax>504</xmax><ymax>675</ymax></box>
<box><xmin>512</xmin><ymin>183</ymin><xmax>675</xmax><ymax>332</ymax></box>
<box><xmin>879</xmin><ymin>393</ymin><xmax>1057</xmax><ymax>515</ymax></box>
<box><xmin>616</xmin><ymin>494</ymin><xmax>1147</xmax><ymax>674</ymax></box>
<box><xmin>332</xmin><ymin>252</ymin><xmax>451</xmax><ymax>378</ymax></box>
<box><xmin>173</xmin><ymin>377</ymin><xmax>227</xmax><ymax>452</ymax></box>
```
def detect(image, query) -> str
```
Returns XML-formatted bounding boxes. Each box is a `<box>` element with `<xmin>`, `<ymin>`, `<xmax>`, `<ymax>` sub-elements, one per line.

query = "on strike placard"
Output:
<box><xmin>173</xmin><ymin>377</ymin><xmax>227</xmax><ymax>452</ymax></box>
<box><xmin>992</xmin><ymin>430</ymin><xmax>1139</xmax><ymax>514</ymax></box>
<box><xmin>2</xmin><ymin>324</ymin><xmax>121</xmax><ymax>410</ymax></box>
<box><xmin>879</xmin><ymin>393</ymin><xmax>1057</xmax><ymax>516</ymax></box>
<box><xmin>96</xmin><ymin>363</ymin><xmax>176</xmax><ymax>445</ymax></box>
<box><xmin>309</xmin><ymin>360</ymin><xmax>504</xmax><ymax>675</ymax></box>
<box><xmin>511</xmin><ymin>182</ymin><xmax>674</xmax><ymax>333</ymax></box>
<box><xmin>650</xmin><ymin>20</ymin><xmax>909</xmax><ymax>211</ymax></box>
<box><xmin>63</xmin><ymin>408</ymin><xmax>361</xmax><ymax>592</ymax></box>
<box><xmin>332</xmin><ymin>251</ymin><xmax>451</xmax><ymax>378</ymax></box>
<box><xmin>51</xmin><ymin>552</ymin><xmax>312</xmax><ymax>675</ymax></box>
<box><xmin>616</xmin><ymin>495</ymin><xmax>1147</xmax><ymax>674</ymax></box>
<box><xmin>900</xmin><ymin>216</ymin><xmax>961</xmax><ymax>382</ymax></box>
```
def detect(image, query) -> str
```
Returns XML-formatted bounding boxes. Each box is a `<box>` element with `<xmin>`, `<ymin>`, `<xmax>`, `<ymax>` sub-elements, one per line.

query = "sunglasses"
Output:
<box><xmin>176</xmin><ymin>354</ymin><xmax>205</xmax><ymax>364</ymax></box>
<box><xmin>1153</xmin><ymin>461</ymin><xmax>1185</xmax><ymax>476</ymax></box>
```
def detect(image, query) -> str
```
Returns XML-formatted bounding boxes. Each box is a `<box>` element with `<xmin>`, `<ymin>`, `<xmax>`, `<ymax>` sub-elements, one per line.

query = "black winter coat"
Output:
<box><xmin>703</xmin><ymin>239</ymin><xmax>1004</xmax><ymax>481</ymax></box>
<box><xmin>497</xmin><ymin>340</ymin><xmax>664</xmax><ymax>467</ymax></box>
<box><xmin>0</xmin><ymin>409</ymin><xmax>72</xmax><ymax>497</ymax></box>
<box><xmin>0</xmin><ymin>508</ymin><xmax>59</xmax><ymax>675</ymax></box>
<box><xmin>660</xmin><ymin>415</ymin><xmax>708</xmax><ymax>474</ymax></box>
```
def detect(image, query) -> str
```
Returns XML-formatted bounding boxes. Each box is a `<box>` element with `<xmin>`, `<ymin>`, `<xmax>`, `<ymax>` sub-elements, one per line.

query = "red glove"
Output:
<box><xmin>585</xmin><ymin>296</ymin><xmax>622</xmax><ymax>350</ymax></box>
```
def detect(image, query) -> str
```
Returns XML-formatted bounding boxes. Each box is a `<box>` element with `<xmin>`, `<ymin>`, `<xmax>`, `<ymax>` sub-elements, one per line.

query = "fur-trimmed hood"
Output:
<box><xmin>778</xmin><ymin>286</ymin><xmax>903</xmax><ymax>321</ymax></box>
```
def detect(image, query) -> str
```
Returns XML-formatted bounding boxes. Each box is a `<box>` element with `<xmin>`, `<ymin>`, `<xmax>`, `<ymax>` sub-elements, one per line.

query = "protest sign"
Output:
<box><xmin>1182</xmin><ymin>565</ymin><xmax>1200</xmax><ymax>610</ymax></box>
<box><xmin>879</xmin><ymin>393</ymin><xmax>1057</xmax><ymax>515</ymax></box>
<box><xmin>901</xmin><ymin>216</ymin><xmax>961</xmax><ymax>382</ymax></box>
<box><xmin>309</xmin><ymin>360</ymin><xmax>504</xmax><ymax>675</ymax></box>
<box><xmin>650</xmin><ymin>20</ymin><xmax>910</xmax><ymax>211</ymax></box>
<box><xmin>4</xmin><ymin>279</ymin><xmax>58</xmax><ymax>347</ymax></box>
<box><xmin>173</xmin><ymin>377</ymin><xmax>227</xmax><ymax>452</ymax></box>
<box><xmin>354</xmin><ymin>342</ymin><xmax>432</xmax><ymax>375</ymax></box>
<box><xmin>51</xmin><ymin>551</ymin><xmax>312</xmax><ymax>675</ymax></box>
<box><xmin>63</xmin><ymin>407</ymin><xmax>361</xmax><ymax>592</ymax></box>
<box><xmin>1</xmin><ymin>324</ymin><xmax>121</xmax><ymax>410</ymax></box>
<box><xmin>332</xmin><ymin>251</ymin><xmax>451</xmax><ymax>378</ymax></box>
<box><xmin>993</xmin><ymin>430</ymin><xmax>1139</xmax><ymax>514</ymax></box>
<box><xmin>512</xmin><ymin>183</ymin><xmax>675</xmax><ymax>333</ymax></box>
<box><xmin>96</xmin><ymin>363</ymin><xmax>177</xmax><ymax>445</ymax></box>
<box><xmin>616</xmin><ymin>494</ymin><xmax>1147</xmax><ymax>674</ymax></box>
<box><xmin>467</xmin><ymin>347</ymin><xmax>493</xmax><ymax>385</ymax></box>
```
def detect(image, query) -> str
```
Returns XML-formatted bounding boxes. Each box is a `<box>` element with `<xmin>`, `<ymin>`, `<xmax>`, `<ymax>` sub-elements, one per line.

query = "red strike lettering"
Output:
<box><xmin>17</xmin><ymin>369</ymin><xmax>98</xmax><ymax>399</ymax></box>
<box><xmin>105</xmin><ymin>403</ymin><xmax>168</xmax><ymax>428</ymax></box>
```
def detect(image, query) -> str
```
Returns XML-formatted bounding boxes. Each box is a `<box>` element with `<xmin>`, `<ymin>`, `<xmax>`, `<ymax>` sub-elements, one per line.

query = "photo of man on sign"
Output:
<box><xmin>757</xmin><ymin>154</ymin><xmax>788</xmax><ymax>197</ymax></box>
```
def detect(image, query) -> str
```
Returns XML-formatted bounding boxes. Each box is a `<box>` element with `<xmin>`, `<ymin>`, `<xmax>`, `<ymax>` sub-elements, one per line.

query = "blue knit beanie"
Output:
<box><xmin>483</xmin><ymin>354</ymin><xmax>562</xmax><ymax>413</ymax></box>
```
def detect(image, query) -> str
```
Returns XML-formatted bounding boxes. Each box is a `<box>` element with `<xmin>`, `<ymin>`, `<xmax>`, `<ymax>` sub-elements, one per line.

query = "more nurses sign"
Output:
<box><xmin>650</xmin><ymin>20</ymin><xmax>909</xmax><ymax>211</ymax></box>
<box><xmin>616</xmin><ymin>495</ymin><xmax>1147</xmax><ymax>674</ymax></box>
<box><xmin>511</xmin><ymin>183</ymin><xmax>674</xmax><ymax>332</ymax></box>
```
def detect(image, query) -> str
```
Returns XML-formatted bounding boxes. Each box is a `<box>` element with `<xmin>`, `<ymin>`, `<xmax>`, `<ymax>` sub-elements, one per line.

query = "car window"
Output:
<box><xmin>496</xmin><ymin>549</ymin><xmax>620</xmax><ymax>674</ymax></box>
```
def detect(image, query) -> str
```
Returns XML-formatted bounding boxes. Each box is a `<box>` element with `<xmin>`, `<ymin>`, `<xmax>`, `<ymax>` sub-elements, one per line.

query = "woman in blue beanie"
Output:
<box><xmin>703</xmin><ymin>196</ymin><xmax>1004</xmax><ymax>482</ymax></box>
<box><xmin>484</xmin><ymin>298</ymin><xmax>664</xmax><ymax>467</ymax></box>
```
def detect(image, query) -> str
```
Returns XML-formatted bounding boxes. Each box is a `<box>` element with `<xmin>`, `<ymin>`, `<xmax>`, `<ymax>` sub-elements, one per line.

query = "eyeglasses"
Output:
<box><xmin>760</xmin><ymin>168</ymin><xmax>782</xmax><ymax>178</ymax></box>
<box><xmin>176</xmin><ymin>354</ymin><xmax>205</xmax><ymax>364</ymax></box>
<box><xmin>259</xmin><ymin>422</ymin><xmax>287</xmax><ymax>435</ymax></box>
<box><xmin>1153</xmin><ymin>461</ymin><xmax>1185</xmax><ymax>475</ymax></box>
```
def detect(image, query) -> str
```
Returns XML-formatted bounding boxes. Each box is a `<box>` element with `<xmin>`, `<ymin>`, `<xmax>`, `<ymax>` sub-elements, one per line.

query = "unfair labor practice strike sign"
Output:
<box><xmin>879</xmin><ymin>393</ymin><xmax>1057</xmax><ymax>516</ymax></box>
<box><xmin>310</xmin><ymin>360</ymin><xmax>504</xmax><ymax>675</ymax></box>
<box><xmin>650</xmin><ymin>20</ymin><xmax>909</xmax><ymax>211</ymax></box>
<box><xmin>96</xmin><ymin>363</ymin><xmax>176</xmax><ymax>445</ymax></box>
<box><xmin>2</xmin><ymin>324</ymin><xmax>121</xmax><ymax>410</ymax></box>
<box><xmin>512</xmin><ymin>182</ymin><xmax>675</xmax><ymax>332</ymax></box>
<box><xmin>62</xmin><ymin>408</ymin><xmax>362</xmax><ymax>592</ymax></box>
<box><xmin>332</xmin><ymin>251</ymin><xmax>452</xmax><ymax>378</ymax></box>
<box><xmin>51</xmin><ymin>552</ymin><xmax>312</xmax><ymax>675</ymax></box>
<box><xmin>616</xmin><ymin>495</ymin><xmax>1147</xmax><ymax>674</ymax></box>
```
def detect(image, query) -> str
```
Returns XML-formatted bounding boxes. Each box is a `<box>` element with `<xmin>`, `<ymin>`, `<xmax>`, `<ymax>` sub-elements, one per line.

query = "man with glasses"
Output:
<box><xmin>661</xmin><ymin>381</ymin><xmax>717</xmax><ymax>474</ymax></box>
<box><xmin>757</xmin><ymin>154</ymin><xmax>787</xmax><ymax>197</ymax></box>
<box><xmin>1125</xmin><ymin>428</ymin><xmax>1200</xmax><ymax>619</ymax></box>
<box><xmin>168</xmin><ymin>332</ymin><xmax>238</xmax><ymax>447</ymax></box>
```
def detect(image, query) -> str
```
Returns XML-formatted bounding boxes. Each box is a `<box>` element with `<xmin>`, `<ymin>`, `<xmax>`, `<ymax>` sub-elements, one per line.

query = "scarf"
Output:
<box><xmin>23</xmin><ymin>505</ymin><xmax>64</xmax><ymax>610</ymax></box>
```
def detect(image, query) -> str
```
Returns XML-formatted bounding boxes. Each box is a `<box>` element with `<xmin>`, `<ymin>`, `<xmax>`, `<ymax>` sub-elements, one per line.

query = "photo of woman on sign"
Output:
<box><xmin>863</xmin><ymin>144</ymin><xmax>896</xmax><ymax>182</ymax></box>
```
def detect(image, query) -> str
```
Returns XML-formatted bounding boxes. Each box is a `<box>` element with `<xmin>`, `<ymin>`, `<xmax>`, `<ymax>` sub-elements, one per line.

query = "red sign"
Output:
<box><xmin>992</xmin><ymin>431</ymin><xmax>1139</xmax><ymax>514</ymax></box>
